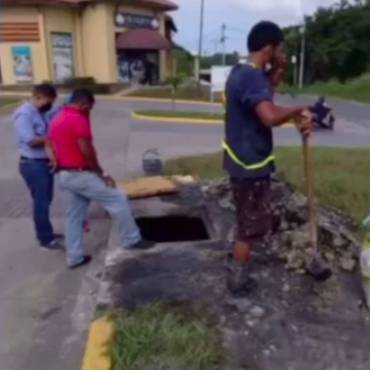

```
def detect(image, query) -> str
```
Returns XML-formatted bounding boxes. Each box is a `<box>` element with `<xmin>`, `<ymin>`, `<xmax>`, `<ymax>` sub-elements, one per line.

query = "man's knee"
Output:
<box><xmin>105</xmin><ymin>189</ymin><xmax>130</xmax><ymax>215</ymax></box>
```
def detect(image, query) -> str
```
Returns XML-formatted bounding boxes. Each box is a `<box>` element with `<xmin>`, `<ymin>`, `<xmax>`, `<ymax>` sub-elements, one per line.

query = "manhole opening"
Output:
<box><xmin>136</xmin><ymin>215</ymin><xmax>210</xmax><ymax>243</ymax></box>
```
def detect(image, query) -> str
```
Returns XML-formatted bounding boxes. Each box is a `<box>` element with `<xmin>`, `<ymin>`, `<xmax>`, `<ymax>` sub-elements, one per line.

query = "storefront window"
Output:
<box><xmin>117</xmin><ymin>51</ymin><xmax>159</xmax><ymax>85</ymax></box>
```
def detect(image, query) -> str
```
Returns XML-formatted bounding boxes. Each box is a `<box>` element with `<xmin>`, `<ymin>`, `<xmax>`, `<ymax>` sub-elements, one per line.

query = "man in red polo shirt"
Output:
<box><xmin>49</xmin><ymin>89</ymin><xmax>153</xmax><ymax>269</ymax></box>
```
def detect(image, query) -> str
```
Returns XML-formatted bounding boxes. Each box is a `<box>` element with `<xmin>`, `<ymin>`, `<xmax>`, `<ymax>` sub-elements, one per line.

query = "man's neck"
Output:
<box><xmin>248</xmin><ymin>53</ymin><xmax>265</xmax><ymax>70</ymax></box>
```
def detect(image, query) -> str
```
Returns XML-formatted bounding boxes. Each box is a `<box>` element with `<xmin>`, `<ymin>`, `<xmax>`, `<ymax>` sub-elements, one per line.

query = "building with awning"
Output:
<box><xmin>0</xmin><ymin>0</ymin><xmax>178</xmax><ymax>85</ymax></box>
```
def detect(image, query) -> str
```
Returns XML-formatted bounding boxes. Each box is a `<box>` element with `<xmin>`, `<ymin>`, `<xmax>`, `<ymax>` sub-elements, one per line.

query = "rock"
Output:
<box><xmin>250</xmin><ymin>306</ymin><xmax>265</xmax><ymax>318</ymax></box>
<box><xmin>340</xmin><ymin>257</ymin><xmax>357</xmax><ymax>272</ymax></box>
<box><xmin>333</xmin><ymin>235</ymin><xmax>345</xmax><ymax>248</ymax></box>
<box><xmin>204</xmin><ymin>177</ymin><xmax>360</xmax><ymax>275</ymax></box>
<box><xmin>219</xmin><ymin>196</ymin><xmax>235</xmax><ymax>211</ymax></box>
<box><xmin>282</xmin><ymin>283</ymin><xmax>290</xmax><ymax>292</ymax></box>
<box><xmin>269</xmin><ymin>344</ymin><xmax>278</xmax><ymax>353</ymax></box>
<box><xmin>228</xmin><ymin>298</ymin><xmax>251</xmax><ymax>312</ymax></box>
<box><xmin>325</xmin><ymin>251</ymin><xmax>336</xmax><ymax>262</ymax></box>
<box><xmin>246</xmin><ymin>319</ymin><xmax>256</xmax><ymax>327</ymax></box>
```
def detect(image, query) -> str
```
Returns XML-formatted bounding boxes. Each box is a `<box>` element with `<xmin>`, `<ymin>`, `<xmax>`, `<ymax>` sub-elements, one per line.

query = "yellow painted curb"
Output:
<box><xmin>132</xmin><ymin>112</ymin><xmax>295</xmax><ymax>128</ymax></box>
<box><xmin>82</xmin><ymin>316</ymin><xmax>114</xmax><ymax>370</ymax></box>
<box><xmin>132</xmin><ymin>112</ymin><xmax>224</xmax><ymax>125</ymax></box>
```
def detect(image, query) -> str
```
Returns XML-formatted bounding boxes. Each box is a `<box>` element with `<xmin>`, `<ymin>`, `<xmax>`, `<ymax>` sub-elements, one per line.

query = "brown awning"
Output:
<box><xmin>116</xmin><ymin>29</ymin><xmax>171</xmax><ymax>50</ymax></box>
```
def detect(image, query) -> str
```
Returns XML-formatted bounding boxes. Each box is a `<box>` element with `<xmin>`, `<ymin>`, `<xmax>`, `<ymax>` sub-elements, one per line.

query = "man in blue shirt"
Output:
<box><xmin>224</xmin><ymin>21</ymin><xmax>312</xmax><ymax>296</ymax></box>
<box><xmin>14</xmin><ymin>84</ymin><xmax>62</xmax><ymax>249</ymax></box>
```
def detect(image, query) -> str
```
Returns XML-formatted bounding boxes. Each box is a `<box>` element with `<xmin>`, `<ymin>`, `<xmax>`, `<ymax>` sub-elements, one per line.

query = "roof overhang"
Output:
<box><xmin>116</xmin><ymin>29</ymin><xmax>171</xmax><ymax>50</ymax></box>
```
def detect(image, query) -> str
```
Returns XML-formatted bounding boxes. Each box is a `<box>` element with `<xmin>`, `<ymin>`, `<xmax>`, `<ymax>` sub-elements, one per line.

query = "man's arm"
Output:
<box><xmin>78</xmin><ymin>138</ymin><xmax>103</xmax><ymax>174</ymax></box>
<box><xmin>256</xmin><ymin>101</ymin><xmax>306</xmax><ymax>127</ymax></box>
<box><xmin>29</xmin><ymin>137</ymin><xmax>47</xmax><ymax>148</ymax></box>
<box><xmin>15</xmin><ymin>113</ymin><xmax>47</xmax><ymax>148</ymax></box>
<box><xmin>78</xmin><ymin>138</ymin><xmax>116</xmax><ymax>187</ymax></box>
<box><xmin>45</xmin><ymin>139</ymin><xmax>57</xmax><ymax>172</ymax></box>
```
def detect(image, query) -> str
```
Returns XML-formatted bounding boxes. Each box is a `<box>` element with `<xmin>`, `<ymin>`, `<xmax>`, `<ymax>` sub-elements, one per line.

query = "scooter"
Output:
<box><xmin>309</xmin><ymin>97</ymin><xmax>335</xmax><ymax>131</ymax></box>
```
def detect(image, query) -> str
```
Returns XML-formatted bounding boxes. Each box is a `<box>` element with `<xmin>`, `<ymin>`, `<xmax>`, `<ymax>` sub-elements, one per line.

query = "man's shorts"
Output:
<box><xmin>230</xmin><ymin>177</ymin><xmax>272</xmax><ymax>242</ymax></box>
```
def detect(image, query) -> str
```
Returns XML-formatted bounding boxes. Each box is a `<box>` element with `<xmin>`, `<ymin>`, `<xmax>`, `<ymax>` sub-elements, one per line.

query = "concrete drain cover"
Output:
<box><xmin>136</xmin><ymin>215</ymin><xmax>210</xmax><ymax>243</ymax></box>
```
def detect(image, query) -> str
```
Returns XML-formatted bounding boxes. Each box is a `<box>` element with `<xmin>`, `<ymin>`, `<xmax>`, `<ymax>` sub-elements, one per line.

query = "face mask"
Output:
<box><xmin>39</xmin><ymin>103</ymin><xmax>53</xmax><ymax>113</ymax></box>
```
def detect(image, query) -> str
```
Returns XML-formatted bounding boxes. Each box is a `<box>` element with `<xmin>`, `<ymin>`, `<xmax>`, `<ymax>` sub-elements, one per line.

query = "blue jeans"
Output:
<box><xmin>58</xmin><ymin>171</ymin><xmax>141</xmax><ymax>267</ymax></box>
<box><xmin>19</xmin><ymin>158</ymin><xmax>54</xmax><ymax>245</ymax></box>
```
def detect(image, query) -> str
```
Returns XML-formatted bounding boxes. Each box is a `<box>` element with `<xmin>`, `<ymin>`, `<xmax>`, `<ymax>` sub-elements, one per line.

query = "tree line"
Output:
<box><xmin>285</xmin><ymin>0</ymin><xmax>370</xmax><ymax>84</ymax></box>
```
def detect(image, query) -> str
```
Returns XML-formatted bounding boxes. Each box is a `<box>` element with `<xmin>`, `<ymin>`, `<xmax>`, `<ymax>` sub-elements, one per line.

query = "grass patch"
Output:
<box><xmin>135</xmin><ymin>110</ymin><xmax>223</xmax><ymax>121</ymax></box>
<box><xmin>0</xmin><ymin>97</ymin><xmax>20</xmax><ymax>109</ymax></box>
<box><xmin>127</xmin><ymin>85</ymin><xmax>219</xmax><ymax>102</ymax></box>
<box><xmin>165</xmin><ymin>147</ymin><xmax>370</xmax><ymax>224</ymax></box>
<box><xmin>110</xmin><ymin>304</ymin><xmax>222</xmax><ymax>370</ymax></box>
<box><xmin>280</xmin><ymin>74</ymin><xmax>370</xmax><ymax>104</ymax></box>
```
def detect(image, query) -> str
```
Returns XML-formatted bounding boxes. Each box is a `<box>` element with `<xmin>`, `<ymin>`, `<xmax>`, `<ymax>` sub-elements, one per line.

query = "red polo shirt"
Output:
<box><xmin>49</xmin><ymin>107</ymin><xmax>92</xmax><ymax>169</ymax></box>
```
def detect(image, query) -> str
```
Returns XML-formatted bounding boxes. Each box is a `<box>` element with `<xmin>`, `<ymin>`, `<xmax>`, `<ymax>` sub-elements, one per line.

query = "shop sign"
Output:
<box><xmin>12</xmin><ymin>46</ymin><xmax>33</xmax><ymax>83</ymax></box>
<box><xmin>51</xmin><ymin>32</ymin><xmax>74</xmax><ymax>82</ymax></box>
<box><xmin>115</xmin><ymin>12</ymin><xmax>159</xmax><ymax>29</ymax></box>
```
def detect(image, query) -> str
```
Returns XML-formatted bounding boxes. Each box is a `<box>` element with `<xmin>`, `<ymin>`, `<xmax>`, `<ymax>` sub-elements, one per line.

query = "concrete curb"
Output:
<box><xmin>132</xmin><ymin>112</ymin><xmax>224</xmax><ymax>125</ymax></box>
<box><xmin>115</xmin><ymin>95</ymin><xmax>221</xmax><ymax>106</ymax></box>
<box><xmin>81</xmin><ymin>315</ymin><xmax>114</xmax><ymax>370</ymax></box>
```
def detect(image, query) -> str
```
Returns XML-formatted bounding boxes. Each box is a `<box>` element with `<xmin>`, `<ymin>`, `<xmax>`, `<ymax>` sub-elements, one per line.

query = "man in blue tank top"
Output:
<box><xmin>224</xmin><ymin>21</ymin><xmax>312</xmax><ymax>296</ymax></box>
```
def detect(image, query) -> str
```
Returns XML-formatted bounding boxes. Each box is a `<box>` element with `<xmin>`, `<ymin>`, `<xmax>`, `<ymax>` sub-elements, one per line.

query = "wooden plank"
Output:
<box><xmin>118</xmin><ymin>175</ymin><xmax>196</xmax><ymax>200</ymax></box>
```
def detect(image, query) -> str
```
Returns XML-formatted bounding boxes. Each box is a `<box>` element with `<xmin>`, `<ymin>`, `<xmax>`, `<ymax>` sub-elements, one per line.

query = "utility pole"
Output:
<box><xmin>221</xmin><ymin>24</ymin><xmax>226</xmax><ymax>65</ymax></box>
<box><xmin>197</xmin><ymin>0</ymin><xmax>205</xmax><ymax>81</ymax></box>
<box><xmin>298</xmin><ymin>23</ymin><xmax>306</xmax><ymax>89</ymax></box>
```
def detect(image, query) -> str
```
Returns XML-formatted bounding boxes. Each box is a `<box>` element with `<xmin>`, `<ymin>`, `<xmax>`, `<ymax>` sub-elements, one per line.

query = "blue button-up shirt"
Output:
<box><xmin>13</xmin><ymin>101</ymin><xmax>49</xmax><ymax>159</ymax></box>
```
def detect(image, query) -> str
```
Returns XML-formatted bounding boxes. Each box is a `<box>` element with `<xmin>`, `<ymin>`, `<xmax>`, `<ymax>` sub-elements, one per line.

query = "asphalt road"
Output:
<box><xmin>0</xmin><ymin>96</ymin><xmax>369</xmax><ymax>370</ymax></box>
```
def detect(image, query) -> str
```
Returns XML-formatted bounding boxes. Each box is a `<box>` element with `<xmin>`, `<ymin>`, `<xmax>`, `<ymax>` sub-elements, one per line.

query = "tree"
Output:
<box><xmin>284</xmin><ymin>1</ymin><xmax>370</xmax><ymax>84</ymax></box>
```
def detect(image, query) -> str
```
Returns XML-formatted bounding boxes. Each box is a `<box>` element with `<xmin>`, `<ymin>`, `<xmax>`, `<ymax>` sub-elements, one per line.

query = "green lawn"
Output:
<box><xmin>0</xmin><ymin>97</ymin><xmax>20</xmax><ymax>109</ymax></box>
<box><xmin>127</xmin><ymin>86</ymin><xmax>221</xmax><ymax>102</ymax></box>
<box><xmin>280</xmin><ymin>74</ymin><xmax>370</xmax><ymax>104</ymax></box>
<box><xmin>135</xmin><ymin>110</ymin><xmax>223</xmax><ymax>121</ymax></box>
<box><xmin>165</xmin><ymin>147</ymin><xmax>370</xmax><ymax>224</ymax></box>
<box><xmin>110</xmin><ymin>304</ymin><xmax>223</xmax><ymax>370</ymax></box>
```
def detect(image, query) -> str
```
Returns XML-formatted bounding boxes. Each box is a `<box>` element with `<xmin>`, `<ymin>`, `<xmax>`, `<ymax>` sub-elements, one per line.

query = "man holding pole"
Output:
<box><xmin>223</xmin><ymin>21</ymin><xmax>312</xmax><ymax>296</ymax></box>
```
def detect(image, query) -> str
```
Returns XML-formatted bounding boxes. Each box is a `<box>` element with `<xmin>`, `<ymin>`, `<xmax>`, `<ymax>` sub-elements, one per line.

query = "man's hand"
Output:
<box><xmin>45</xmin><ymin>139</ymin><xmax>58</xmax><ymax>173</ymax></box>
<box><xmin>48</xmin><ymin>158</ymin><xmax>58</xmax><ymax>173</ymax></box>
<box><xmin>295</xmin><ymin>109</ymin><xmax>313</xmax><ymax>138</ymax></box>
<box><xmin>102</xmin><ymin>175</ymin><xmax>116</xmax><ymax>188</ymax></box>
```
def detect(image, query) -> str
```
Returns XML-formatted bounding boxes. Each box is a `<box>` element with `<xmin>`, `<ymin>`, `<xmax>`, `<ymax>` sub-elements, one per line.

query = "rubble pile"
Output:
<box><xmin>202</xmin><ymin>178</ymin><xmax>360</xmax><ymax>274</ymax></box>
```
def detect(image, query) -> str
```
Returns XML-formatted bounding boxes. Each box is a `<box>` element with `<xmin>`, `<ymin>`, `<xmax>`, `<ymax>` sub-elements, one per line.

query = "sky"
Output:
<box><xmin>172</xmin><ymin>0</ymin><xmax>338</xmax><ymax>55</ymax></box>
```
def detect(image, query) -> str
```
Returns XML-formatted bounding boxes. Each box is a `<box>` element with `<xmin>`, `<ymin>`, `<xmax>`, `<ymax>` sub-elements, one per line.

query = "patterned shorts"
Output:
<box><xmin>231</xmin><ymin>177</ymin><xmax>273</xmax><ymax>242</ymax></box>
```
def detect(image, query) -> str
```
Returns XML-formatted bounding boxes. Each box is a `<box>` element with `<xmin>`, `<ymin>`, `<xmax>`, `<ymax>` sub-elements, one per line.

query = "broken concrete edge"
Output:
<box><xmin>81</xmin><ymin>217</ymin><xmax>128</xmax><ymax>370</ymax></box>
<box><xmin>81</xmin><ymin>315</ymin><xmax>114</xmax><ymax>370</ymax></box>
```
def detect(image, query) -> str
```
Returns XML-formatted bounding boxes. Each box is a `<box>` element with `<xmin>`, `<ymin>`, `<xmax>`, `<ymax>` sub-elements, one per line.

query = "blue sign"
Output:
<box><xmin>12</xmin><ymin>46</ymin><xmax>33</xmax><ymax>82</ymax></box>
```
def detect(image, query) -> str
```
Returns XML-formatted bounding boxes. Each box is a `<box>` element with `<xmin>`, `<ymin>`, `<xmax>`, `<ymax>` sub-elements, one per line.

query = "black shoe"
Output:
<box><xmin>226</xmin><ymin>256</ymin><xmax>258</xmax><ymax>297</ymax></box>
<box><xmin>128</xmin><ymin>240</ymin><xmax>156</xmax><ymax>250</ymax></box>
<box><xmin>69</xmin><ymin>255</ymin><xmax>92</xmax><ymax>270</ymax></box>
<box><xmin>40</xmin><ymin>238</ymin><xmax>64</xmax><ymax>251</ymax></box>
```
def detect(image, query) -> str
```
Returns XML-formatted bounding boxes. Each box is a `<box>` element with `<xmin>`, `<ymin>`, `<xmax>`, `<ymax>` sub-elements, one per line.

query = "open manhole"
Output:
<box><xmin>136</xmin><ymin>215</ymin><xmax>210</xmax><ymax>243</ymax></box>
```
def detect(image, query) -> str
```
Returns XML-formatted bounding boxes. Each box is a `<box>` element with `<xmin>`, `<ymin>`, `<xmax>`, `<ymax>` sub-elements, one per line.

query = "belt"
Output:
<box><xmin>57</xmin><ymin>167</ymin><xmax>92</xmax><ymax>172</ymax></box>
<box><xmin>20</xmin><ymin>156</ymin><xmax>49</xmax><ymax>161</ymax></box>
